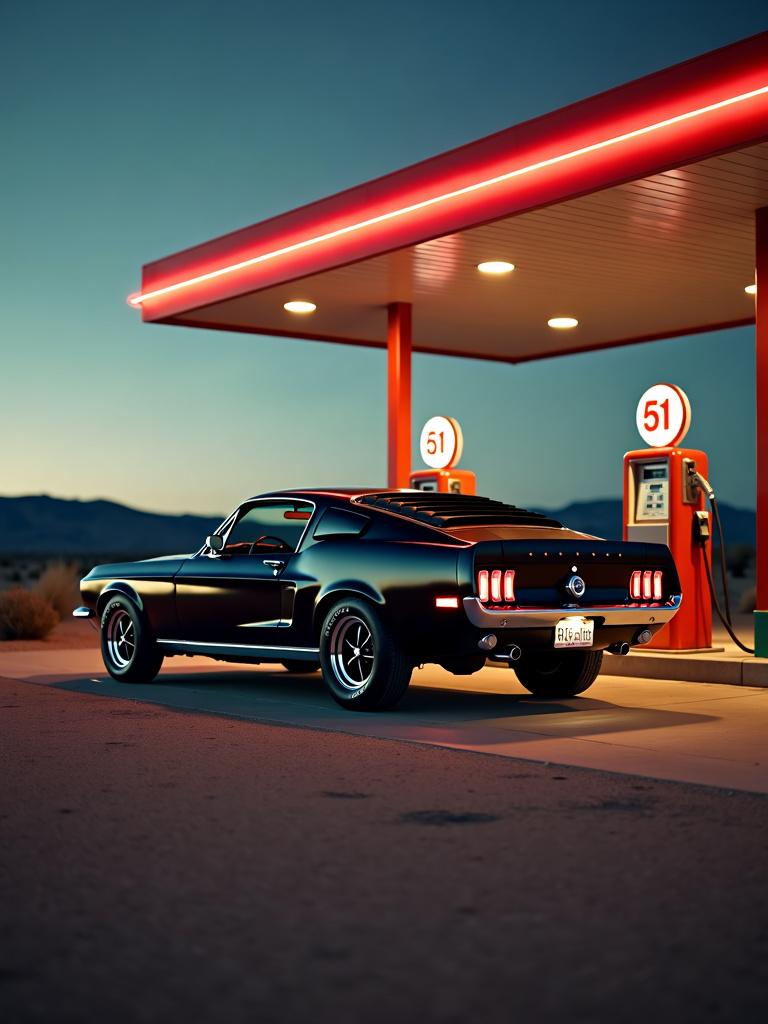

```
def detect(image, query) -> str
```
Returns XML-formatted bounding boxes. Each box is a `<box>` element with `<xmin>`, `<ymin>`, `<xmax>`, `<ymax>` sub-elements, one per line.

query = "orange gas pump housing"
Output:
<box><xmin>409</xmin><ymin>468</ymin><xmax>477</xmax><ymax>494</ymax></box>
<box><xmin>623</xmin><ymin>448</ymin><xmax>712</xmax><ymax>651</ymax></box>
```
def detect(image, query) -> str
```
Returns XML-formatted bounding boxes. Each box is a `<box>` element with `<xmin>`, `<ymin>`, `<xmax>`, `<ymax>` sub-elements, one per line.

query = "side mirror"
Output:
<box><xmin>206</xmin><ymin>534</ymin><xmax>224</xmax><ymax>553</ymax></box>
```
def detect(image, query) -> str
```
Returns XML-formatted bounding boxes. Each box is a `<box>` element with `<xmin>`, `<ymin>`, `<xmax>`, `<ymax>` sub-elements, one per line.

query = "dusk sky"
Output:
<box><xmin>3</xmin><ymin>1</ymin><xmax>766</xmax><ymax>517</ymax></box>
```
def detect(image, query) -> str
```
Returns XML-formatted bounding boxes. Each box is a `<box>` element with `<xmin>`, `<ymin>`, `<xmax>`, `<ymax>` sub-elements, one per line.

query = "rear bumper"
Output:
<box><xmin>462</xmin><ymin>594</ymin><xmax>682</xmax><ymax>630</ymax></box>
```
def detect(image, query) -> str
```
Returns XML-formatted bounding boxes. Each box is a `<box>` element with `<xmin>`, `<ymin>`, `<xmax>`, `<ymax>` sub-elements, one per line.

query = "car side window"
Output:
<box><xmin>223</xmin><ymin>501</ymin><xmax>313</xmax><ymax>556</ymax></box>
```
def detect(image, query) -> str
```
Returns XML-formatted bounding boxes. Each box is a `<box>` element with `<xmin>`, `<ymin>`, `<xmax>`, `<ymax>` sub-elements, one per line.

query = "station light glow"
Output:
<box><xmin>547</xmin><ymin>317</ymin><xmax>579</xmax><ymax>329</ymax></box>
<box><xmin>745</xmin><ymin>283</ymin><xmax>757</xmax><ymax>296</ymax></box>
<box><xmin>127</xmin><ymin>82</ymin><xmax>768</xmax><ymax>309</ymax></box>
<box><xmin>435</xmin><ymin>596</ymin><xmax>460</xmax><ymax>609</ymax></box>
<box><xmin>283</xmin><ymin>300</ymin><xmax>317</xmax><ymax>314</ymax></box>
<box><xmin>477</xmin><ymin>261</ymin><xmax>515</xmax><ymax>275</ymax></box>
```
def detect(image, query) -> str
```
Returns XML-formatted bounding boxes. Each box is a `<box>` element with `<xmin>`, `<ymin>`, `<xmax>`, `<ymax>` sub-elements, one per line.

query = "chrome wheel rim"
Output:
<box><xmin>329</xmin><ymin>614</ymin><xmax>375</xmax><ymax>691</ymax></box>
<box><xmin>106</xmin><ymin>610</ymin><xmax>136</xmax><ymax>669</ymax></box>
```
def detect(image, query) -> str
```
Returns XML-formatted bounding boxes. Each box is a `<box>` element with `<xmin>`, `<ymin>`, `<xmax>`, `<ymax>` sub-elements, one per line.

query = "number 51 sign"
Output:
<box><xmin>419</xmin><ymin>416</ymin><xmax>464</xmax><ymax>469</ymax></box>
<box><xmin>636</xmin><ymin>383</ymin><xmax>691</xmax><ymax>448</ymax></box>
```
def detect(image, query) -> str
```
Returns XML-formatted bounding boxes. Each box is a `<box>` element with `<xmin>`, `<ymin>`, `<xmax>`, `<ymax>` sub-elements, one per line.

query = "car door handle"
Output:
<box><xmin>263</xmin><ymin>559</ymin><xmax>285</xmax><ymax>575</ymax></box>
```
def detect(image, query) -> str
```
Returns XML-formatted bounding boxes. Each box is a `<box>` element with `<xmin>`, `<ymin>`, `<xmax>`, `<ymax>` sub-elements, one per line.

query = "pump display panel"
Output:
<box><xmin>635</xmin><ymin>462</ymin><xmax>669</xmax><ymax>522</ymax></box>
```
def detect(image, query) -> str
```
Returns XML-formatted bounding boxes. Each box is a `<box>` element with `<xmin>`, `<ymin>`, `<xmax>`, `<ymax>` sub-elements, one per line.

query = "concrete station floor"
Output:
<box><xmin>609</xmin><ymin>615</ymin><xmax>768</xmax><ymax>687</ymax></box>
<box><xmin>2</xmin><ymin>636</ymin><xmax>767</xmax><ymax>794</ymax></box>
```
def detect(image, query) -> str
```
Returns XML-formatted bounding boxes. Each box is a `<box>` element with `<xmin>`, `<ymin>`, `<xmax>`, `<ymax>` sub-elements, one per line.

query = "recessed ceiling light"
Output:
<box><xmin>745</xmin><ymin>283</ymin><xmax>757</xmax><ymax>296</ymax></box>
<box><xmin>547</xmin><ymin>317</ymin><xmax>579</xmax><ymax>329</ymax></box>
<box><xmin>477</xmin><ymin>260</ymin><xmax>515</xmax><ymax>275</ymax></box>
<box><xmin>283</xmin><ymin>300</ymin><xmax>317</xmax><ymax>314</ymax></box>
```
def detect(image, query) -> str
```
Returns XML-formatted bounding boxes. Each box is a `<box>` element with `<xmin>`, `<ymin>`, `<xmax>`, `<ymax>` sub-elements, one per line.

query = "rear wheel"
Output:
<box><xmin>281</xmin><ymin>660</ymin><xmax>320</xmax><ymax>674</ymax></box>
<box><xmin>513</xmin><ymin>650</ymin><xmax>602</xmax><ymax>698</ymax></box>
<box><xmin>320</xmin><ymin>598</ymin><xmax>412</xmax><ymax>711</ymax></box>
<box><xmin>100</xmin><ymin>596</ymin><xmax>164</xmax><ymax>683</ymax></box>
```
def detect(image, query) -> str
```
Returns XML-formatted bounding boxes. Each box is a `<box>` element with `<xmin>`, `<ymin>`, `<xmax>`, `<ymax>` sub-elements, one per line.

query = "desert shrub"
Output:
<box><xmin>739</xmin><ymin>586</ymin><xmax>756</xmax><ymax>614</ymax></box>
<box><xmin>35</xmin><ymin>561</ymin><xmax>81</xmax><ymax>621</ymax></box>
<box><xmin>0</xmin><ymin>588</ymin><xmax>59</xmax><ymax>640</ymax></box>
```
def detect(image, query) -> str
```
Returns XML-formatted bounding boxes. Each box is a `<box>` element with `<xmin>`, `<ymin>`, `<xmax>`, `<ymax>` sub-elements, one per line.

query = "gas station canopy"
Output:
<box><xmin>131</xmin><ymin>32</ymin><xmax>768</xmax><ymax>363</ymax></box>
<box><xmin>130</xmin><ymin>31</ymin><xmax>768</xmax><ymax>655</ymax></box>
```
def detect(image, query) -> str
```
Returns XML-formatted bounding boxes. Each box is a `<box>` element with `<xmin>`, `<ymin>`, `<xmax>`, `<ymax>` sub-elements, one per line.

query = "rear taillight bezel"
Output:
<box><xmin>476</xmin><ymin>567</ymin><xmax>516</xmax><ymax>604</ymax></box>
<box><xmin>629</xmin><ymin>569</ymin><xmax>664</xmax><ymax>602</ymax></box>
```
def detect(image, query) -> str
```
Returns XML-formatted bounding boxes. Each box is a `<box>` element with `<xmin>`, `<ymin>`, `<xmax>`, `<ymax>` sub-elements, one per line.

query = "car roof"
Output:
<box><xmin>249</xmin><ymin>487</ymin><xmax>409</xmax><ymax>500</ymax></box>
<box><xmin>248</xmin><ymin>489</ymin><xmax>563</xmax><ymax>531</ymax></box>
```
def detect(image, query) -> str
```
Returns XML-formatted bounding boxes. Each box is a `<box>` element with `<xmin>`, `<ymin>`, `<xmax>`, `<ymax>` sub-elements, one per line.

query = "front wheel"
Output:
<box><xmin>319</xmin><ymin>599</ymin><xmax>412</xmax><ymax>711</ymax></box>
<box><xmin>100</xmin><ymin>596</ymin><xmax>164</xmax><ymax>683</ymax></box>
<box><xmin>513</xmin><ymin>650</ymin><xmax>602</xmax><ymax>698</ymax></box>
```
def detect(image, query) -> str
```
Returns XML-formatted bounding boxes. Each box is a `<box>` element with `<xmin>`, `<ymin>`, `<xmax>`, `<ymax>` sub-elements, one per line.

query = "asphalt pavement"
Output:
<box><xmin>1</xmin><ymin>655</ymin><xmax>768</xmax><ymax>1023</ymax></box>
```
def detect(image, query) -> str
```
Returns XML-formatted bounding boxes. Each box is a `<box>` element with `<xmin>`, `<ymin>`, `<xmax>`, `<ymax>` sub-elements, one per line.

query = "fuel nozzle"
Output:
<box><xmin>683</xmin><ymin>457</ymin><xmax>715</xmax><ymax>502</ymax></box>
<box><xmin>692</xmin><ymin>471</ymin><xmax>715</xmax><ymax>502</ymax></box>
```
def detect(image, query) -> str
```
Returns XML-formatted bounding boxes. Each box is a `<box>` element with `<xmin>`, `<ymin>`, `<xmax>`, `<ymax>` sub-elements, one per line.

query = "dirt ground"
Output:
<box><xmin>1</xmin><ymin>676</ymin><xmax>767</xmax><ymax>1024</ymax></box>
<box><xmin>0</xmin><ymin>617</ymin><xmax>96</xmax><ymax>652</ymax></box>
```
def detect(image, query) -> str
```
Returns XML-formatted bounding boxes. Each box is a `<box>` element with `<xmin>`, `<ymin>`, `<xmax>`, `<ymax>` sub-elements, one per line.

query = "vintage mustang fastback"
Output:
<box><xmin>75</xmin><ymin>489</ymin><xmax>681</xmax><ymax>710</ymax></box>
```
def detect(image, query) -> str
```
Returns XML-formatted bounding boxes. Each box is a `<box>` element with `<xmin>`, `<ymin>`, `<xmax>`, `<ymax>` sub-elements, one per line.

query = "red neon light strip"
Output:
<box><xmin>129</xmin><ymin>83</ymin><xmax>768</xmax><ymax>308</ymax></box>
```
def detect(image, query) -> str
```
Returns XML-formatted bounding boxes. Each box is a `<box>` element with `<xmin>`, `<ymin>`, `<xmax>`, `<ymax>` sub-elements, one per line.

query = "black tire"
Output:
<box><xmin>100</xmin><ymin>596</ymin><xmax>164</xmax><ymax>683</ymax></box>
<box><xmin>281</xmin><ymin>660</ymin><xmax>320</xmax><ymax>674</ymax></box>
<box><xmin>439</xmin><ymin>654</ymin><xmax>487</xmax><ymax>676</ymax></box>
<box><xmin>513</xmin><ymin>649</ymin><xmax>602</xmax><ymax>698</ymax></box>
<box><xmin>319</xmin><ymin>598</ymin><xmax>412</xmax><ymax>711</ymax></box>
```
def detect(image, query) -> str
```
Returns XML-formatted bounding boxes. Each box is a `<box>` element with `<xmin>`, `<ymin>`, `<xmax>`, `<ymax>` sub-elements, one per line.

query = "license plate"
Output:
<box><xmin>554</xmin><ymin>617</ymin><xmax>594</xmax><ymax>648</ymax></box>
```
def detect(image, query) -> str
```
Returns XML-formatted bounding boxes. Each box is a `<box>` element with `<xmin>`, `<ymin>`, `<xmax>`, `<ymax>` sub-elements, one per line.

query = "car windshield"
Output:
<box><xmin>223</xmin><ymin>500</ymin><xmax>313</xmax><ymax>555</ymax></box>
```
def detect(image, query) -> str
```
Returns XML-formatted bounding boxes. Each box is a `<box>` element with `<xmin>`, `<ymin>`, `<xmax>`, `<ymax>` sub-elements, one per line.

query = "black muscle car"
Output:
<box><xmin>74</xmin><ymin>489</ymin><xmax>682</xmax><ymax>711</ymax></box>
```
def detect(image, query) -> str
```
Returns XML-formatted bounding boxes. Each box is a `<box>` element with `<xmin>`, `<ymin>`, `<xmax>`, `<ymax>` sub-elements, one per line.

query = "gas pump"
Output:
<box><xmin>410</xmin><ymin>468</ymin><xmax>477</xmax><ymax>494</ymax></box>
<box><xmin>623</xmin><ymin>384</ymin><xmax>714</xmax><ymax>650</ymax></box>
<box><xmin>411</xmin><ymin>415</ymin><xmax>476</xmax><ymax>494</ymax></box>
<box><xmin>623</xmin><ymin>447</ymin><xmax>712</xmax><ymax>650</ymax></box>
<box><xmin>625</xmin><ymin>383</ymin><xmax>754</xmax><ymax>655</ymax></box>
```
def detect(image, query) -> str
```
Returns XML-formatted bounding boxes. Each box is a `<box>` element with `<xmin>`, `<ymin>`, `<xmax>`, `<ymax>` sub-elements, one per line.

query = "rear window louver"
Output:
<box><xmin>357</xmin><ymin>492</ymin><xmax>562</xmax><ymax>529</ymax></box>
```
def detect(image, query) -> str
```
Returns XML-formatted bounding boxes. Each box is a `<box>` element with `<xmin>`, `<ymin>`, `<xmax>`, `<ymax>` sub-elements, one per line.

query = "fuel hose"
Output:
<box><xmin>694</xmin><ymin>474</ymin><xmax>754</xmax><ymax>654</ymax></box>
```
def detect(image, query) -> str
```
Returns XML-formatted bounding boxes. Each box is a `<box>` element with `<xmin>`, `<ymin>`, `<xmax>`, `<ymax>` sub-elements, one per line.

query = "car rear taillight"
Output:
<box><xmin>630</xmin><ymin>569</ymin><xmax>664</xmax><ymax>601</ymax></box>
<box><xmin>477</xmin><ymin>568</ymin><xmax>516</xmax><ymax>603</ymax></box>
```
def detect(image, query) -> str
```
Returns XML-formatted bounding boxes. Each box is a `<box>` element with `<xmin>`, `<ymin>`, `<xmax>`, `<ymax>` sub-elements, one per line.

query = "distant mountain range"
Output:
<box><xmin>0</xmin><ymin>493</ymin><xmax>756</xmax><ymax>557</ymax></box>
<box><xmin>0</xmin><ymin>496</ymin><xmax>223</xmax><ymax>557</ymax></box>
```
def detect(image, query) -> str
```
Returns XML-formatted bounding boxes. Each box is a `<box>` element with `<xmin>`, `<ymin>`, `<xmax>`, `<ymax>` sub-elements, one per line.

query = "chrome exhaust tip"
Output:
<box><xmin>635</xmin><ymin>629</ymin><xmax>652</xmax><ymax>645</ymax></box>
<box><xmin>489</xmin><ymin>644</ymin><xmax>522</xmax><ymax>663</ymax></box>
<box><xmin>478</xmin><ymin>633</ymin><xmax>498</xmax><ymax>652</ymax></box>
<box><xmin>607</xmin><ymin>642</ymin><xmax>630</xmax><ymax>656</ymax></box>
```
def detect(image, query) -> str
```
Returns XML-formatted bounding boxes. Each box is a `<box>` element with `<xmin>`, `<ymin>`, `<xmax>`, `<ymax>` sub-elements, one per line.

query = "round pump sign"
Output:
<box><xmin>419</xmin><ymin>416</ymin><xmax>463</xmax><ymax>469</ymax></box>
<box><xmin>635</xmin><ymin>383</ymin><xmax>691</xmax><ymax>448</ymax></box>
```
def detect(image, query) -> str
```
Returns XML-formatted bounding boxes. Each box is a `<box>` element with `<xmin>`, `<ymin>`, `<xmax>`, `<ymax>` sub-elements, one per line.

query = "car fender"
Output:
<box><xmin>313</xmin><ymin>580</ymin><xmax>385</xmax><ymax>633</ymax></box>
<box><xmin>97</xmin><ymin>582</ymin><xmax>144</xmax><ymax>616</ymax></box>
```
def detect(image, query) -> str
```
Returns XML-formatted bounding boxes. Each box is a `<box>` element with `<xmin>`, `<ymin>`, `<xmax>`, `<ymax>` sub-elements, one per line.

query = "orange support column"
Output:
<box><xmin>756</xmin><ymin>209</ymin><xmax>768</xmax><ymax>656</ymax></box>
<box><xmin>387</xmin><ymin>302</ymin><xmax>412</xmax><ymax>489</ymax></box>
